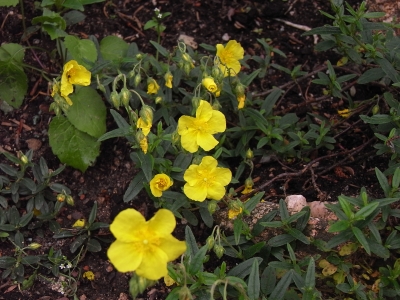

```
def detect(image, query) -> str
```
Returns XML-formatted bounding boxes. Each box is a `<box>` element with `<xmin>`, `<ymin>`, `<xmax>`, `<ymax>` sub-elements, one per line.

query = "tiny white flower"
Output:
<box><xmin>154</xmin><ymin>8</ymin><xmax>160</xmax><ymax>12</ymax></box>
<box><xmin>59</xmin><ymin>264</ymin><xmax>65</xmax><ymax>269</ymax></box>
<box><xmin>157</xmin><ymin>13</ymin><xmax>162</xmax><ymax>18</ymax></box>
<box><xmin>66</xmin><ymin>262</ymin><xmax>72</xmax><ymax>269</ymax></box>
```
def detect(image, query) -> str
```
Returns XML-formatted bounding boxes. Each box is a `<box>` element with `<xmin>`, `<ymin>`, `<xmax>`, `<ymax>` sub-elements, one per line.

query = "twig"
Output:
<box><xmin>273</xmin><ymin>18</ymin><xmax>318</xmax><ymax>44</ymax></box>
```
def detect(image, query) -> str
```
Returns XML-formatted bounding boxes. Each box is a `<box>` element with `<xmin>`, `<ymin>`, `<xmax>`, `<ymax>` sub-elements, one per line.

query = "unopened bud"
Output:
<box><xmin>133</xmin><ymin>73</ymin><xmax>142</xmax><ymax>87</ymax></box>
<box><xmin>206</xmin><ymin>236</ymin><xmax>215</xmax><ymax>250</ymax></box>
<box><xmin>128</xmin><ymin>70</ymin><xmax>135</xmax><ymax>78</ymax></box>
<box><xmin>213</xmin><ymin>244</ymin><xmax>225</xmax><ymax>259</ymax></box>
<box><xmin>182</xmin><ymin>53</ymin><xmax>192</xmax><ymax>63</ymax></box>
<box><xmin>245</xmin><ymin>148</ymin><xmax>254</xmax><ymax>160</ymax></box>
<box><xmin>155</xmin><ymin>96</ymin><xmax>163</xmax><ymax>104</ymax></box>
<box><xmin>66</xmin><ymin>195</ymin><xmax>74</xmax><ymax>206</ymax></box>
<box><xmin>183</xmin><ymin>62</ymin><xmax>192</xmax><ymax>76</ymax></box>
<box><xmin>191</xmin><ymin>97</ymin><xmax>201</xmax><ymax>110</ymax></box>
<box><xmin>136</xmin><ymin>53</ymin><xmax>143</xmax><ymax>60</ymax></box>
<box><xmin>207</xmin><ymin>200</ymin><xmax>218</xmax><ymax>215</ymax></box>
<box><xmin>27</xmin><ymin>242</ymin><xmax>41</xmax><ymax>250</ymax></box>
<box><xmin>372</xmin><ymin>105</ymin><xmax>380</xmax><ymax>115</ymax></box>
<box><xmin>211</xmin><ymin>65</ymin><xmax>223</xmax><ymax>81</ymax></box>
<box><xmin>235</xmin><ymin>82</ymin><xmax>246</xmax><ymax>97</ymax></box>
<box><xmin>212</xmin><ymin>100</ymin><xmax>221</xmax><ymax>110</ymax></box>
<box><xmin>110</xmin><ymin>91</ymin><xmax>120</xmax><ymax>109</ymax></box>
<box><xmin>171</xmin><ymin>131</ymin><xmax>180</xmax><ymax>145</ymax></box>
<box><xmin>57</xmin><ymin>194</ymin><xmax>66</xmax><ymax>202</ymax></box>
<box><xmin>178</xmin><ymin>285</ymin><xmax>192</xmax><ymax>300</ymax></box>
<box><xmin>20</xmin><ymin>155</ymin><xmax>29</xmax><ymax>165</ymax></box>
<box><xmin>120</xmin><ymin>88</ymin><xmax>131</xmax><ymax>107</ymax></box>
<box><xmin>139</xmin><ymin>105</ymin><xmax>154</xmax><ymax>125</ymax></box>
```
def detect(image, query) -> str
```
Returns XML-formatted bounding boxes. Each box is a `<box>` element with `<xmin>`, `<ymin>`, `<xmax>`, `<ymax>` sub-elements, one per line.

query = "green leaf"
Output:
<box><xmin>354</xmin><ymin>202</ymin><xmax>379</xmax><ymax>220</ymax></box>
<box><xmin>70</xmin><ymin>234</ymin><xmax>88</xmax><ymax>253</ymax></box>
<box><xmin>144</xmin><ymin>20</ymin><xmax>158</xmax><ymax>30</ymax></box>
<box><xmin>0</xmin><ymin>256</ymin><xmax>16</xmax><ymax>268</ymax></box>
<box><xmin>185</xmin><ymin>226</ymin><xmax>199</xmax><ymax>257</ymax></box>
<box><xmin>88</xmin><ymin>201</ymin><xmax>97</xmax><ymax>224</ymax></box>
<box><xmin>375</xmin><ymin>167</ymin><xmax>390</xmax><ymax>197</ymax></box>
<box><xmin>66</xmin><ymin>86</ymin><xmax>106</xmax><ymax>139</ymax></box>
<box><xmin>100</xmin><ymin>36</ymin><xmax>129</xmax><ymax>62</ymax></box>
<box><xmin>87</xmin><ymin>238</ymin><xmax>102</xmax><ymax>252</ymax></box>
<box><xmin>62</xmin><ymin>0</ymin><xmax>84</xmax><ymax>11</ymax></box>
<box><xmin>260</xmin><ymin>265</ymin><xmax>276</xmax><ymax>296</ymax></box>
<box><xmin>123</xmin><ymin>171</ymin><xmax>145</xmax><ymax>202</ymax></box>
<box><xmin>241</xmin><ymin>69</ymin><xmax>261</xmax><ymax>86</ymax></box>
<box><xmin>376</xmin><ymin>57</ymin><xmax>400</xmax><ymax>83</ymax></box>
<box><xmin>302</xmin><ymin>26</ymin><xmax>342</xmax><ymax>36</ymax></box>
<box><xmin>352</xmin><ymin>226</ymin><xmax>370</xmax><ymax>255</ymax></box>
<box><xmin>328</xmin><ymin>220</ymin><xmax>350</xmax><ymax>232</ymax></box>
<box><xmin>0</xmin><ymin>0</ymin><xmax>19</xmax><ymax>7</ymax></box>
<box><xmin>0</xmin><ymin>61</ymin><xmax>28</xmax><ymax>108</ymax></box>
<box><xmin>21</xmin><ymin>255</ymin><xmax>41</xmax><ymax>265</ymax></box>
<box><xmin>49</xmin><ymin>115</ymin><xmax>101</xmax><ymax>172</ymax></box>
<box><xmin>228</xmin><ymin>257</ymin><xmax>263</xmax><ymax>278</ymax></box>
<box><xmin>244</xmin><ymin>192</ymin><xmax>264</xmax><ymax>213</ymax></box>
<box><xmin>64</xmin><ymin>35</ymin><xmax>97</xmax><ymax>69</ymax></box>
<box><xmin>287</xmin><ymin>228</ymin><xmax>310</xmax><ymax>244</ymax></box>
<box><xmin>357</xmin><ymin>68</ymin><xmax>385</xmax><ymax>84</ymax></box>
<box><xmin>261</xmin><ymin>88</ymin><xmax>283</xmax><ymax>115</ymax></box>
<box><xmin>233</xmin><ymin>219</ymin><xmax>243</xmax><ymax>245</ymax></box>
<box><xmin>268</xmin><ymin>234</ymin><xmax>295</xmax><ymax>247</ymax></box>
<box><xmin>188</xmin><ymin>245</ymin><xmax>207</xmax><ymax>275</ymax></box>
<box><xmin>0</xmin><ymin>43</ymin><xmax>24</xmax><ymax>64</ymax></box>
<box><xmin>338</xmin><ymin>196</ymin><xmax>353</xmax><ymax>219</ymax></box>
<box><xmin>150</xmin><ymin>41</ymin><xmax>169</xmax><ymax>57</ymax></box>
<box><xmin>248</xmin><ymin>258</ymin><xmax>260</xmax><ymax>300</ymax></box>
<box><xmin>304</xmin><ymin>257</ymin><xmax>315</xmax><ymax>289</ymax></box>
<box><xmin>63</xmin><ymin>10</ymin><xmax>86</xmax><ymax>26</ymax></box>
<box><xmin>269</xmin><ymin>270</ymin><xmax>294</xmax><ymax>300</ymax></box>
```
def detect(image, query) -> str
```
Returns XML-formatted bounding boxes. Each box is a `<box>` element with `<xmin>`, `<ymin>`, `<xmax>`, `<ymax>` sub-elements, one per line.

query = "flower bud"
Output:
<box><xmin>181</xmin><ymin>53</ymin><xmax>192</xmax><ymax>63</ymax></box>
<box><xmin>245</xmin><ymin>148</ymin><xmax>254</xmax><ymax>160</ymax></box>
<box><xmin>66</xmin><ymin>195</ymin><xmax>75</xmax><ymax>206</ymax></box>
<box><xmin>164</xmin><ymin>72</ymin><xmax>173</xmax><ymax>89</ymax></box>
<box><xmin>202</xmin><ymin>76</ymin><xmax>218</xmax><ymax>93</ymax></box>
<box><xmin>206</xmin><ymin>236</ymin><xmax>215</xmax><ymax>250</ymax></box>
<box><xmin>20</xmin><ymin>155</ymin><xmax>29</xmax><ymax>165</ymax></box>
<box><xmin>183</xmin><ymin>62</ymin><xmax>193</xmax><ymax>76</ymax></box>
<box><xmin>155</xmin><ymin>96</ymin><xmax>163</xmax><ymax>104</ymax></box>
<box><xmin>136</xmin><ymin>53</ymin><xmax>143</xmax><ymax>60</ymax></box>
<box><xmin>213</xmin><ymin>244</ymin><xmax>225</xmax><ymax>259</ymax></box>
<box><xmin>203</xmin><ymin>255</ymin><xmax>210</xmax><ymax>263</ymax></box>
<box><xmin>191</xmin><ymin>97</ymin><xmax>201</xmax><ymax>110</ymax></box>
<box><xmin>207</xmin><ymin>200</ymin><xmax>218</xmax><ymax>215</ymax></box>
<box><xmin>110</xmin><ymin>91</ymin><xmax>121</xmax><ymax>109</ymax></box>
<box><xmin>57</xmin><ymin>194</ymin><xmax>66</xmax><ymax>202</ymax></box>
<box><xmin>372</xmin><ymin>105</ymin><xmax>380</xmax><ymax>115</ymax></box>
<box><xmin>171</xmin><ymin>131</ymin><xmax>180</xmax><ymax>146</ymax></box>
<box><xmin>212</xmin><ymin>100</ymin><xmax>221</xmax><ymax>110</ymax></box>
<box><xmin>27</xmin><ymin>242</ymin><xmax>41</xmax><ymax>250</ymax></box>
<box><xmin>211</xmin><ymin>65</ymin><xmax>223</xmax><ymax>81</ymax></box>
<box><xmin>178</xmin><ymin>286</ymin><xmax>192</xmax><ymax>300</ymax></box>
<box><xmin>139</xmin><ymin>105</ymin><xmax>154</xmax><ymax>125</ymax></box>
<box><xmin>120</xmin><ymin>88</ymin><xmax>131</xmax><ymax>107</ymax></box>
<box><xmin>128</xmin><ymin>70</ymin><xmax>135</xmax><ymax>78</ymax></box>
<box><xmin>235</xmin><ymin>82</ymin><xmax>246</xmax><ymax>97</ymax></box>
<box><xmin>133</xmin><ymin>73</ymin><xmax>142</xmax><ymax>87</ymax></box>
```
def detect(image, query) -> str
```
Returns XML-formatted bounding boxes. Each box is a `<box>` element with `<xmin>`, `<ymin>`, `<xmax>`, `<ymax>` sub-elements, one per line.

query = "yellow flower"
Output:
<box><xmin>241</xmin><ymin>178</ymin><xmax>253</xmax><ymax>194</ymax></box>
<box><xmin>202</xmin><ymin>77</ymin><xmax>218</xmax><ymax>93</ymax></box>
<box><xmin>137</xmin><ymin>117</ymin><xmax>152</xmax><ymax>136</ymax></box>
<box><xmin>147</xmin><ymin>78</ymin><xmax>160</xmax><ymax>94</ymax></box>
<box><xmin>107</xmin><ymin>208</ymin><xmax>187</xmax><ymax>280</ymax></box>
<box><xmin>228</xmin><ymin>207</ymin><xmax>243</xmax><ymax>220</ymax></box>
<box><xmin>150</xmin><ymin>174</ymin><xmax>173</xmax><ymax>197</ymax></box>
<box><xmin>72</xmin><ymin>219</ymin><xmax>85</xmax><ymax>228</ymax></box>
<box><xmin>164</xmin><ymin>274</ymin><xmax>176</xmax><ymax>287</ymax></box>
<box><xmin>338</xmin><ymin>108</ymin><xmax>351</xmax><ymax>118</ymax></box>
<box><xmin>139</xmin><ymin>136</ymin><xmax>148</xmax><ymax>154</ymax></box>
<box><xmin>177</xmin><ymin>100</ymin><xmax>226</xmax><ymax>153</ymax></box>
<box><xmin>165</xmin><ymin>72</ymin><xmax>173</xmax><ymax>88</ymax></box>
<box><xmin>83</xmin><ymin>271</ymin><xmax>95</xmax><ymax>280</ymax></box>
<box><xmin>60</xmin><ymin>60</ymin><xmax>91</xmax><ymax>105</ymax></box>
<box><xmin>216</xmin><ymin>40</ymin><xmax>244</xmax><ymax>77</ymax></box>
<box><xmin>237</xmin><ymin>95</ymin><xmax>245</xmax><ymax>109</ymax></box>
<box><xmin>183</xmin><ymin>156</ymin><xmax>232</xmax><ymax>202</ymax></box>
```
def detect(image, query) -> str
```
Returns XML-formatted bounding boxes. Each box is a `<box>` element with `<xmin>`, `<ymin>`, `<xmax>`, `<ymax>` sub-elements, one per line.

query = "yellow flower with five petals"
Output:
<box><xmin>177</xmin><ymin>100</ymin><xmax>226</xmax><ymax>153</ymax></box>
<box><xmin>183</xmin><ymin>156</ymin><xmax>232</xmax><ymax>202</ymax></box>
<box><xmin>150</xmin><ymin>174</ymin><xmax>173</xmax><ymax>197</ymax></box>
<box><xmin>216</xmin><ymin>40</ymin><xmax>244</xmax><ymax>77</ymax></box>
<box><xmin>107</xmin><ymin>208</ymin><xmax>186</xmax><ymax>280</ymax></box>
<box><xmin>60</xmin><ymin>60</ymin><xmax>91</xmax><ymax>105</ymax></box>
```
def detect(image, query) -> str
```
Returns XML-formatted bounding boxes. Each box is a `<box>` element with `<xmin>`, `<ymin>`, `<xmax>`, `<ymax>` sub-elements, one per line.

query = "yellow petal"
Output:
<box><xmin>136</xmin><ymin>247</ymin><xmax>169</xmax><ymax>280</ymax></box>
<box><xmin>177</xmin><ymin>116</ymin><xmax>195</xmax><ymax>135</ymax></box>
<box><xmin>212</xmin><ymin>167</ymin><xmax>232</xmax><ymax>186</ymax></box>
<box><xmin>184</xmin><ymin>183</ymin><xmax>207</xmax><ymax>201</ymax></box>
<box><xmin>107</xmin><ymin>240</ymin><xmax>143</xmax><ymax>272</ymax></box>
<box><xmin>180</xmin><ymin>130</ymin><xmax>200</xmax><ymax>153</ymax></box>
<box><xmin>206</xmin><ymin>182</ymin><xmax>226</xmax><ymax>200</ymax></box>
<box><xmin>225</xmin><ymin>40</ymin><xmax>244</xmax><ymax>61</ymax></box>
<box><xmin>206</xmin><ymin>110</ymin><xmax>226</xmax><ymax>133</ymax></box>
<box><xmin>159</xmin><ymin>235</ymin><xmax>187</xmax><ymax>261</ymax></box>
<box><xmin>200</xmin><ymin>156</ymin><xmax>218</xmax><ymax>169</ymax></box>
<box><xmin>110</xmin><ymin>209</ymin><xmax>146</xmax><ymax>241</ymax></box>
<box><xmin>148</xmin><ymin>209</ymin><xmax>176</xmax><ymax>236</ymax></box>
<box><xmin>183</xmin><ymin>164</ymin><xmax>200</xmax><ymax>185</ymax></box>
<box><xmin>196</xmin><ymin>100</ymin><xmax>214</xmax><ymax>122</ymax></box>
<box><xmin>197</xmin><ymin>132</ymin><xmax>219</xmax><ymax>151</ymax></box>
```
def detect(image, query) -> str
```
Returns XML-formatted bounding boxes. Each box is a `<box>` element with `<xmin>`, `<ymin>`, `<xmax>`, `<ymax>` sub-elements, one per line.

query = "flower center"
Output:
<box><xmin>157</xmin><ymin>179</ymin><xmax>167</xmax><ymax>189</ymax></box>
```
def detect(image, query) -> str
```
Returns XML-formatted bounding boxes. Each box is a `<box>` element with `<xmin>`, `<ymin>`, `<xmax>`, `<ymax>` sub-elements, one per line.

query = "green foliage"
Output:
<box><xmin>0</xmin><ymin>43</ymin><xmax>28</xmax><ymax>109</ymax></box>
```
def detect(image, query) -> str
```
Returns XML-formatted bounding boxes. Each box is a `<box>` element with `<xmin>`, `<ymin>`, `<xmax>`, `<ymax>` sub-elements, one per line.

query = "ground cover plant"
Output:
<box><xmin>1</xmin><ymin>0</ymin><xmax>400</xmax><ymax>299</ymax></box>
